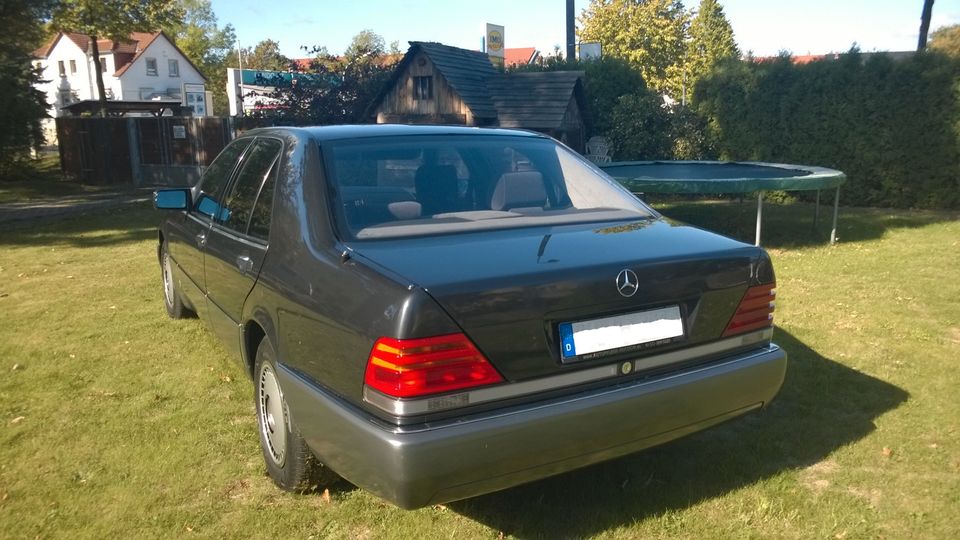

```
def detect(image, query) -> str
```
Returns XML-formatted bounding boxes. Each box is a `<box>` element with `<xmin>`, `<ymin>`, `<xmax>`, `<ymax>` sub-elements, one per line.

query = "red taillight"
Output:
<box><xmin>723</xmin><ymin>283</ymin><xmax>776</xmax><ymax>337</ymax></box>
<box><xmin>364</xmin><ymin>333</ymin><xmax>504</xmax><ymax>398</ymax></box>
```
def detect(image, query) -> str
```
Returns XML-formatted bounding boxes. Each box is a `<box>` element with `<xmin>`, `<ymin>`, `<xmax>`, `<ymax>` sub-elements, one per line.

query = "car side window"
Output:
<box><xmin>195</xmin><ymin>139</ymin><xmax>252</xmax><ymax>220</ymax></box>
<box><xmin>247</xmin><ymin>155</ymin><xmax>279</xmax><ymax>242</ymax></box>
<box><xmin>218</xmin><ymin>138</ymin><xmax>283</xmax><ymax>237</ymax></box>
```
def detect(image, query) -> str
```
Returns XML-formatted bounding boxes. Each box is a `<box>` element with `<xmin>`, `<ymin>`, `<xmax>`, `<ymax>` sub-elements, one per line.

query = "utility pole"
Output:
<box><xmin>566</xmin><ymin>0</ymin><xmax>575</xmax><ymax>61</ymax></box>
<box><xmin>918</xmin><ymin>0</ymin><xmax>935</xmax><ymax>51</ymax></box>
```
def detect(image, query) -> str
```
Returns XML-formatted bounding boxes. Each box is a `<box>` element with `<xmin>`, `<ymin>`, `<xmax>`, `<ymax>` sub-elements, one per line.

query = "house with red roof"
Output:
<box><xmin>33</xmin><ymin>31</ymin><xmax>208</xmax><ymax>117</ymax></box>
<box><xmin>503</xmin><ymin>47</ymin><xmax>540</xmax><ymax>67</ymax></box>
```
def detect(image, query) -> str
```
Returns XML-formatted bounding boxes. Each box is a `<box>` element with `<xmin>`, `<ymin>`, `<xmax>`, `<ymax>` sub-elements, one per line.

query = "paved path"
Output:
<box><xmin>0</xmin><ymin>190</ymin><xmax>153</xmax><ymax>225</ymax></box>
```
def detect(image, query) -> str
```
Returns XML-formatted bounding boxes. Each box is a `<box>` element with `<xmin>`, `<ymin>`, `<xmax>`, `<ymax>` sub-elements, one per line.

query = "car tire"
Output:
<box><xmin>160</xmin><ymin>242</ymin><xmax>188</xmax><ymax>319</ymax></box>
<box><xmin>254</xmin><ymin>338</ymin><xmax>337</xmax><ymax>493</ymax></box>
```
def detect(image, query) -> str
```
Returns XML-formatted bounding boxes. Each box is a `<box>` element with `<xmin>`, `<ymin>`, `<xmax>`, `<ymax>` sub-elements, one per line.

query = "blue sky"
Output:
<box><xmin>209</xmin><ymin>0</ymin><xmax>960</xmax><ymax>59</ymax></box>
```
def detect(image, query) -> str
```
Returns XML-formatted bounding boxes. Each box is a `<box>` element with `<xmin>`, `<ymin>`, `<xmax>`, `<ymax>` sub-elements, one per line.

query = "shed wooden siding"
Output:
<box><xmin>375</xmin><ymin>51</ymin><xmax>471</xmax><ymax>125</ymax></box>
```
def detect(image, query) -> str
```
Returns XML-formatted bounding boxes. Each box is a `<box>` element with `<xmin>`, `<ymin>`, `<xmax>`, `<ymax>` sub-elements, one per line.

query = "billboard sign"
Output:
<box><xmin>486</xmin><ymin>23</ymin><xmax>505</xmax><ymax>63</ymax></box>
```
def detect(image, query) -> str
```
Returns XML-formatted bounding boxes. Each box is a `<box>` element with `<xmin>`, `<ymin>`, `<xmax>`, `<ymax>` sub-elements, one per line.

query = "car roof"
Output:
<box><xmin>243</xmin><ymin>124</ymin><xmax>547</xmax><ymax>142</ymax></box>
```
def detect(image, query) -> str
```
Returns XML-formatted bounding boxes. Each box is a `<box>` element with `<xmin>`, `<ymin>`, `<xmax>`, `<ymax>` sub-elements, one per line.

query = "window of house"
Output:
<box><xmin>100</xmin><ymin>57</ymin><xmax>107</xmax><ymax>73</ymax></box>
<box><xmin>69</xmin><ymin>60</ymin><xmax>77</xmax><ymax>74</ymax></box>
<box><xmin>58</xmin><ymin>61</ymin><xmax>65</xmax><ymax>77</ymax></box>
<box><xmin>145</xmin><ymin>58</ymin><xmax>158</xmax><ymax>76</ymax></box>
<box><xmin>168</xmin><ymin>59</ymin><xmax>179</xmax><ymax>77</ymax></box>
<box><xmin>413</xmin><ymin>76</ymin><xmax>433</xmax><ymax>100</ymax></box>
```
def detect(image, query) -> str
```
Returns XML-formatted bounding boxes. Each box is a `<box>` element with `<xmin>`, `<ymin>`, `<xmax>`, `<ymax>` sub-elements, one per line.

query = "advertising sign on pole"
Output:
<box><xmin>486</xmin><ymin>23</ymin><xmax>505</xmax><ymax>67</ymax></box>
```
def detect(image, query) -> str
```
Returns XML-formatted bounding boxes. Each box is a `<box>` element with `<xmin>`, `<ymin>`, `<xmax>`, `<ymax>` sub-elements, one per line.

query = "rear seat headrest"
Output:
<box><xmin>491</xmin><ymin>172</ymin><xmax>547</xmax><ymax>211</ymax></box>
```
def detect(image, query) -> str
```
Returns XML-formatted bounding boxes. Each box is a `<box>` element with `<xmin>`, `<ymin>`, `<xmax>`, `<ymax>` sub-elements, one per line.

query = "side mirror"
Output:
<box><xmin>154</xmin><ymin>189</ymin><xmax>190</xmax><ymax>210</ymax></box>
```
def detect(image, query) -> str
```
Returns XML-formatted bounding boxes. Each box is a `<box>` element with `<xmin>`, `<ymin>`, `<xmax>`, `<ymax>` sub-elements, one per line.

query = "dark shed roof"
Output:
<box><xmin>487</xmin><ymin>71</ymin><xmax>586</xmax><ymax>130</ymax></box>
<box><xmin>410</xmin><ymin>41</ymin><xmax>500</xmax><ymax>119</ymax></box>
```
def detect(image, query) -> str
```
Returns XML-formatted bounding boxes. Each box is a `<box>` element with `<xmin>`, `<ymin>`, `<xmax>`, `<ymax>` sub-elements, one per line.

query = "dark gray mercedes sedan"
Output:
<box><xmin>154</xmin><ymin>125</ymin><xmax>786</xmax><ymax>509</ymax></box>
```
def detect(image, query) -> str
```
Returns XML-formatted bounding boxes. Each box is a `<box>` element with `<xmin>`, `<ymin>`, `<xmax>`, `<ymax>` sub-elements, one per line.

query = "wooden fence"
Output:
<box><xmin>56</xmin><ymin>117</ymin><xmax>234</xmax><ymax>187</ymax></box>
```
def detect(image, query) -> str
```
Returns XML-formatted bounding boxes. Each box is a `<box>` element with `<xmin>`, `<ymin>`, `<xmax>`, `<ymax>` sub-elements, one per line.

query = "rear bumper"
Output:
<box><xmin>279</xmin><ymin>343</ymin><xmax>787</xmax><ymax>509</ymax></box>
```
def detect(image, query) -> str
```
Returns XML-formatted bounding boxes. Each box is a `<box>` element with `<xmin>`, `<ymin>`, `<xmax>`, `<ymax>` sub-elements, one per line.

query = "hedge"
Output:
<box><xmin>693</xmin><ymin>51</ymin><xmax>960</xmax><ymax>209</ymax></box>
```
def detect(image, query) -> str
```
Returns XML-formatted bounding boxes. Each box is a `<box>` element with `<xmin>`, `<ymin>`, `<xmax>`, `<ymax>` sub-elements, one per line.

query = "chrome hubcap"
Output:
<box><xmin>162</xmin><ymin>252</ymin><xmax>175</xmax><ymax>308</ymax></box>
<box><xmin>258</xmin><ymin>364</ymin><xmax>287</xmax><ymax>466</ymax></box>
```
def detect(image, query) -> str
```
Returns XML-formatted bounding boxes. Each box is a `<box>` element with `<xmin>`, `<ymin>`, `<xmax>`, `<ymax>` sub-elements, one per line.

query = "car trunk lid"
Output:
<box><xmin>349</xmin><ymin>218</ymin><xmax>771</xmax><ymax>381</ymax></box>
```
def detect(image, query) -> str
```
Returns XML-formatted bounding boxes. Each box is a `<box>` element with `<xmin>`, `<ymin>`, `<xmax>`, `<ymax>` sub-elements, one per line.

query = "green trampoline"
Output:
<box><xmin>599</xmin><ymin>161</ymin><xmax>847</xmax><ymax>245</ymax></box>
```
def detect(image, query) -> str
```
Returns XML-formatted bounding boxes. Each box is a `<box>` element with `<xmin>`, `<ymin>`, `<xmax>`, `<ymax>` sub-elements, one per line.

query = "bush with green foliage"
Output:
<box><xmin>607</xmin><ymin>92</ymin><xmax>673</xmax><ymax>159</ymax></box>
<box><xmin>695</xmin><ymin>51</ymin><xmax>960</xmax><ymax>209</ymax></box>
<box><xmin>510</xmin><ymin>55</ymin><xmax>713</xmax><ymax>161</ymax></box>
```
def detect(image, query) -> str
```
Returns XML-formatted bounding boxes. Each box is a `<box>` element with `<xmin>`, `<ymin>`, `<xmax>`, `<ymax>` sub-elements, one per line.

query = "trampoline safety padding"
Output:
<box><xmin>599</xmin><ymin>161</ymin><xmax>847</xmax><ymax>246</ymax></box>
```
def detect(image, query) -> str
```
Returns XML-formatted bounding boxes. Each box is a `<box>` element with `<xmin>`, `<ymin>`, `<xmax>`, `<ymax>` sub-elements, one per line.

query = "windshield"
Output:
<box><xmin>324</xmin><ymin>135</ymin><xmax>655</xmax><ymax>240</ymax></box>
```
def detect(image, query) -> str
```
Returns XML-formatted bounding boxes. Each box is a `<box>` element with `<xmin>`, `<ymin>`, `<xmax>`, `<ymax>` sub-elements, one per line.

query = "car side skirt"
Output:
<box><xmin>278</xmin><ymin>343</ymin><xmax>787</xmax><ymax>509</ymax></box>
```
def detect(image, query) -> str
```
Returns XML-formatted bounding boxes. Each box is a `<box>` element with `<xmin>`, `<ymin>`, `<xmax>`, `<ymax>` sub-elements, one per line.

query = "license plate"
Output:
<box><xmin>559</xmin><ymin>306</ymin><xmax>684</xmax><ymax>359</ymax></box>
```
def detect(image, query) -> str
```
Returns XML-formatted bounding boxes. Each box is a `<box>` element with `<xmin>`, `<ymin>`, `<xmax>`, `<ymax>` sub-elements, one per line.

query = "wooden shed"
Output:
<box><xmin>487</xmin><ymin>71</ymin><xmax>587</xmax><ymax>153</ymax></box>
<box><xmin>371</xmin><ymin>42</ymin><xmax>588</xmax><ymax>152</ymax></box>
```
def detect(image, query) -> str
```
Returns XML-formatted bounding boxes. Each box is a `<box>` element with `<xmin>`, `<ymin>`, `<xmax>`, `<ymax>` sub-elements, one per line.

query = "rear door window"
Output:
<box><xmin>195</xmin><ymin>139</ymin><xmax>252</xmax><ymax>220</ymax></box>
<box><xmin>247</xmin><ymin>157</ymin><xmax>279</xmax><ymax>242</ymax></box>
<box><xmin>217</xmin><ymin>138</ymin><xmax>283</xmax><ymax>237</ymax></box>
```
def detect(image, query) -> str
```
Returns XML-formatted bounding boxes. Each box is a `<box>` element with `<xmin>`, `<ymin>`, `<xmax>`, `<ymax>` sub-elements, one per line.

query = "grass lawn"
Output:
<box><xmin>0</xmin><ymin>201</ymin><xmax>957</xmax><ymax>538</ymax></box>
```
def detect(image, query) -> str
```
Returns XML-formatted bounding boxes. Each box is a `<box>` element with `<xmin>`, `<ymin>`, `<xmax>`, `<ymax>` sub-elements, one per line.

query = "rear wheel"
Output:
<box><xmin>254</xmin><ymin>338</ymin><xmax>338</xmax><ymax>492</ymax></box>
<box><xmin>160</xmin><ymin>242</ymin><xmax>188</xmax><ymax>319</ymax></box>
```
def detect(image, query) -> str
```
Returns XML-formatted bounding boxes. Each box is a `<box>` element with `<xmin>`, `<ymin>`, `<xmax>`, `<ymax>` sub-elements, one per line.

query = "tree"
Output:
<box><xmin>579</xmin><ymin>0</ymin><xmax>689</xmax><ymax>97</ymax></box>
<box><xmin>51</xmin><ymin>0</ymin><xmax>183</xmax><ymax>117</ymax></box>
<box><xmin>918</xmin><ymin>0</ymin><xmax>935</xmax><ymax>51</ymax></box>
<box><xmin>241</xmin><ymin>39</ymin><xmax>291</xmax><ymax>71</ymax></box>
<box><xmin>249</xmin><ymin>31</ymin><xmax>398</xmax><ymax>126</ymax></box>
<box><xmin>344</xmin><ymin>30</ymin><xmax>385</xmax><ymax>61</ymax></box>
<box><xmin>0</xmin><ymin>0</ymin><xmax>53</xmax><ymax>176</ymax></box>
<box><xmin>929</xmin><ymin>24</ymin><xmax>960</xmax><ymax>56</ymax></box>
<box><xmin>685</xmin><ymin>0</ymin><xmax>738</xmax><ymax>102</ymax></box>
<box><xmin>163</xmin><ymin>0</ymin><xmax>236</xmax><ymax>115</ymax></box>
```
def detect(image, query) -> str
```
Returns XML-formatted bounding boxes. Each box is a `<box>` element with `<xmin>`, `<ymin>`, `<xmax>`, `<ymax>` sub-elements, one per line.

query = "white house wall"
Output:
<box><xmin>35</xmin><ymin>33</ymin><xmax>206</xmax><ymax>117</ymax></box>
<box><xmin>36</xmin><ymin>37</ymin><xmax>95</xmax><ymax>115</ymax></box>
<box><xmin>118</xmin><ymin>35</ymin><xmax>204</xmax><ymax>101</ymax></box>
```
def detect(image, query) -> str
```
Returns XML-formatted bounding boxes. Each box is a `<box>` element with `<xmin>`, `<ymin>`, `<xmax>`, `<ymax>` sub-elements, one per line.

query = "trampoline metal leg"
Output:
<box><xmin>755</xmin><ymin>192</ymin><xmax>763</xmax><ymax>246</ymax></box>
<box><xmin>814</xmin><ymin>189</ymin><xmax>820</xmax><ymax>228</ymax></box>
<box><xmin>830</xmin><ymin>187</ymin><xmax>840</xmax><ymax>244</ymax></box>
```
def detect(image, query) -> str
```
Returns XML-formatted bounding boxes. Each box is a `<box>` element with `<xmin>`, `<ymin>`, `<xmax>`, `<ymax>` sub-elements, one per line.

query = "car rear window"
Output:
<box><xmin>325</xmin><ymin>135</ymin><xmax>654</xmax><ymax>239</ymax></box>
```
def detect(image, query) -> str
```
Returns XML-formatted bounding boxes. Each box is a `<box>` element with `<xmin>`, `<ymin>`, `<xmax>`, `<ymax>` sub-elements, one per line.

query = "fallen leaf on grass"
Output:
<box><xmin>882</xmin><ymin>447</ymin><xmax>893</xmax><ymax>457</ymax></box>
<box><xmin>219</xmin><ymin>374</ymin><xmax>232</xmax><ymax>383</ymax></box>
<box><xmin>10</xmin><ymin>416</ymin><xmax>25</xmax><ymax>424</ymax></box>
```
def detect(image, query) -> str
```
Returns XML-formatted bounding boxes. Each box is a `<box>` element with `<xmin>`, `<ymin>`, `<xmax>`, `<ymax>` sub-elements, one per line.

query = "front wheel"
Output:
<box><xmin>160</xmin><ymin>242</ymin><xmax>188</xmax><ymax>319</ymax></box>
<box><xmin>254</xmin><ymin>338</ymin><xmax>338</xmax><ymax>492</ymax></box>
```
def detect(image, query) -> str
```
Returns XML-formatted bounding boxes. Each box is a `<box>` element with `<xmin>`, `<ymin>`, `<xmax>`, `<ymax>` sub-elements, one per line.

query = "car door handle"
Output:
<box><xmin>236</xmin><ymin>255</ymin><xmax>254</xmax><ymax>274</ymax></box>
<box><xmin>195</xmin><ymin>233</ymin><xmax>206</xmax><ymax>247</ymax></box>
